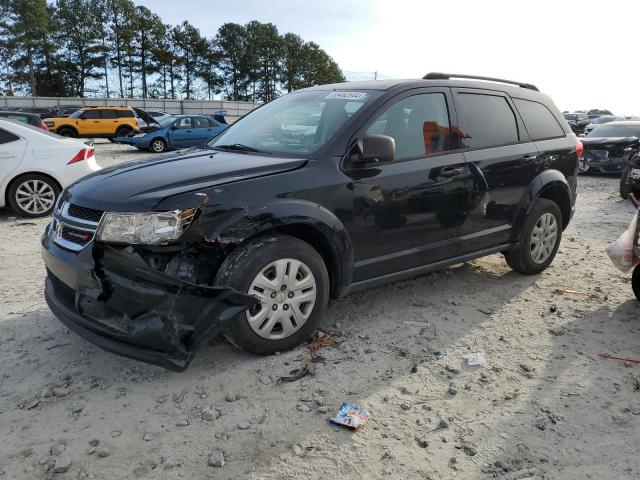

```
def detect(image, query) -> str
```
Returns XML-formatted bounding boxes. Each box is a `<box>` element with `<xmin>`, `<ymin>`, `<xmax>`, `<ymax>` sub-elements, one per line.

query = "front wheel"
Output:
<box><xmin>150</xmin><ymin>138</ymin><xmax>167</xmax><ymax>153</ymax></box>
<box><xmin>57</xmin><ymin>127</ymin><xmax>76</xmax><ymax>138</ymax></box>
<box><xmin>505</xmin><ymin>198</ymin><xmax>562</xmax><ymax>274</ymax></box>
<box><xmin>214</xmin><ymin>234</ymin><xmax>329</xmax><ymax>355</ymax></box>
<box><xmin>8</xmin><ymin>174</ymin><xmax>60</xmax><ymax>217</ymax></box>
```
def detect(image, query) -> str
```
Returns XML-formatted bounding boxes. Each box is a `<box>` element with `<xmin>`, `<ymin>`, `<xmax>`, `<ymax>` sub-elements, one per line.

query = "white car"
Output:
<box><xmin>0</xmin><ymin>119</ymin><xmax>101</xmax><ymax>217</ymax></box>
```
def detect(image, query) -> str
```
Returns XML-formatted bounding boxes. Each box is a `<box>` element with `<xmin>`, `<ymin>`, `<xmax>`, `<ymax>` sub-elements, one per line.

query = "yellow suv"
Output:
<box><xmin>44</xmin><ymin>106</ymin><xmax>138</xmax><ymax>139</ymax></box>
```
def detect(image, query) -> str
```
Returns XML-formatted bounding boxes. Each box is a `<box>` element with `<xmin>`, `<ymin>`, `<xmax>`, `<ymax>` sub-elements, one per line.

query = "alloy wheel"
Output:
<box><xmin>15</xmin><ymin>179</ymin><xmax>56</xmax><ymax>215</ymax></box>
<box><xmin>530</xmin><ymin>212</ymin><xmax>558</xmax><ymax>264</ymax></box>
<box><xmin>245</xmin><ymin>258</ymin><xmax>317</xmax><ymax>340</ymax></box>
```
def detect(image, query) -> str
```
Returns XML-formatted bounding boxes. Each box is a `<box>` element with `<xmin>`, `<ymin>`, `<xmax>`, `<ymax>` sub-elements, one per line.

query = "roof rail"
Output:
<box><xmin>422</xmin><ymin>72</ymin><xmax>539</xmax><ymax>91</ymax></box>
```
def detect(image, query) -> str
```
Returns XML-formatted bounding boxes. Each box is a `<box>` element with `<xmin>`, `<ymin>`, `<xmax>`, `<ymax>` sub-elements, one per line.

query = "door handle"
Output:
<box><xmin>522</xmin><ymin>154</ymin><xmax>537</xmax><ymax>163</ymax></box>
<box><xmin>440</xmin><ymin>167</ymin><xmax>465</xmax><ymax>177</ymax></box>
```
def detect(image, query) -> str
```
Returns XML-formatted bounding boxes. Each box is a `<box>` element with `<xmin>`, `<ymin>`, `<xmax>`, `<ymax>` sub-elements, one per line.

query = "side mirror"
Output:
<box><xmin>171</xmin><ymin>124</ymin><xmax>178</xmax><ymax>130</ymax></box>
<box><xmin>355</xmin><ymin>134</ymin><xmax>395</xmax><ymax>165</ymax></box>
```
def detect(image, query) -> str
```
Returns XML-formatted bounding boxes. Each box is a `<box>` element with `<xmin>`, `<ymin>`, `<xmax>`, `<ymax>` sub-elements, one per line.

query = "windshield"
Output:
<box><xmin>588</xmin><ymin>124</ymin><xmax>640</xmax><ymax>138</ymax></box>
<box><xmin>68</xmin><ymin>110</ymin><xmax>84</xmax><ymax>119</ymax></box>
<box><xmin>564</xmin><ymin>114</ymin><xmax>578</xmax><ymax>121</ymax></box>
<box><xmin>208</xmin><ymin>90</ymin><xmax>381</xmax><ymax>156</ymax></box>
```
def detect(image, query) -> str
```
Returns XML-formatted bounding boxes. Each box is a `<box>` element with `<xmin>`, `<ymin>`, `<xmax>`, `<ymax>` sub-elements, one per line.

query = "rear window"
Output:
<box><xmin>0</xmin><ymin>127</ymin><xmax>21</xmax><ymax>144</ymax></box>
<box><xmin>116</xmin><ymin>110</ymin><xmax>134</xmax><ymax>118</ymax></box>
<box><xmin>457</xmin><ymin>93</ymin><xmax>519</xmax><ymax>149</ymax></box>
<box><xmin>514</xmin><ymin>99</ymin><xmax>564</xmax><ymax>140</ymax></box>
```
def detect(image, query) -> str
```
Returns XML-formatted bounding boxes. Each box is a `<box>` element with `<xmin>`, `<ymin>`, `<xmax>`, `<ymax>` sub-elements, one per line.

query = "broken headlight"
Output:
<box><xmin>96</xmin><ymin>209</ymin><xmax>197</xmax><ymax>245</ymax></box>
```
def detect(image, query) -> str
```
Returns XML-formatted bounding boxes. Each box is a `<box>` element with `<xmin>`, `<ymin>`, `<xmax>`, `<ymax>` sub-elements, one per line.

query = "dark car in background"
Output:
<box><xmin>564</xmin><ymin>112</ymin><xmax>590</xmax><ymax>134</ymax></box>
<box><xmin>40</xmin><ymin>105</ymin><xmax>83</xmax><ymax>119</ymax></box>
<box><xmin>0</xmin><ymin>110</ymin><xmax>48</xmax><ymax>130</ymax></box>
<box><xmin>580</xmin><ymin>121</ymin><xmax>640</xmax><ymax>174</ymax></box>
<box><xmin>583</xmin><ymin>115</ymin><xmax>640</xmax><ymax>136</ymax></box>
<box><xmin>42</xmin><ymin>73</ymin><xmax>580</xmax><ymax>370</ymax></box>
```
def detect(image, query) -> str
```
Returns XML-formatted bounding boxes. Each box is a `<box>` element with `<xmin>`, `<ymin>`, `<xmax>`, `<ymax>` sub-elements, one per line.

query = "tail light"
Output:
<box><xmin>68</xmin><ymin>147</ymin><xmax>94</xmax><ymax>165</ymax></box>
<box><xmin>38</xmin><ymin>121</ymin><xmax>48</xmax><ymax>131</ymax></box>
<box><xmin>576</xmin><ymin>139</ymin><xmax>583</xmax><ymax>164</ymax></box>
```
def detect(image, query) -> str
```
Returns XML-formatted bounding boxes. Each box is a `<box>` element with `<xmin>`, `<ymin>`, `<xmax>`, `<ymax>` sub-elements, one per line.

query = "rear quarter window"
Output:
<box><xmin>457</xmin><ymin>93</ymin><xmax>519</xmax><ymax>149</ymax></box>
<box><xmin>0</xmin><ymin>127</ymin><xmax>21</xmax><ymax>144</ymax></box>
<box><xmin>514</xmin><ymin>99</ymin><xmax>564</xmax><ymax>140</ymax></box>
<box><xmin>116</xmin><ymin>110</ymin><xmax>135</xmax><ymax>118</ymax></box>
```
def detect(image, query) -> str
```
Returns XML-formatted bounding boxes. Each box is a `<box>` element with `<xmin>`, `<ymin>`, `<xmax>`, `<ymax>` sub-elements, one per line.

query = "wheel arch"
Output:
<box><xmin>511</xmin><ymin>170</ymin><xmax>572</xmax><ymax>242</ymax></box>
<box><xmin>56</xmin><ymin>125</ymin><xmax>78</xmax><ymax>136</ymax></box>
<box><xmin>204</xmin><ymin>199</ymin><xmax>354</xmax><ymax>299</ymax></box>
<box><xmin>5</xmin><ymin>171</ymin><xmax>63</xmax><ymax>209</ymax></box>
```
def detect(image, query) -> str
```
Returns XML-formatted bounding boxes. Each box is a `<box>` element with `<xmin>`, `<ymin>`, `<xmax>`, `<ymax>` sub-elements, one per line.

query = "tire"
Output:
<box><xmin>8</xmin><ymin>174</ymin><xmax>60</xmax><ymax>217</ymax></box>
<box><xmin>620</xmin><ymin>166</ymin><xmax>632</xmax><ymax>200</ymax></box>
<box><xmin>116</xmin><ymin>127</ymin><xmax>132</xmax><ymax>138</ymax></box>
<box><xmin>632</xmin><ymin>265</ymin><xmax>640</xmax><ymax>302</ymax></box>
<box><xmin>57</xmin><ymin>127</ymin><xmax>76</xmax><ymax>138</ymax></box>
<box><xmin>214</xmin><ymin>234</ymin><xmax>329</xmax><ymax>355</ymax></box>
<box><xmin>107</xmin><ymin>137</ymin><xmax>115</xmax><ymax>143</ymax></box>
<box><xmin>505</xmin><ymin>198</ymin><xmax>562</xmax><ymax>275</ymax></box>
<box><xmin>149</xmin><ymin>138</ymin><xmax>167</xmax><ymax>153</ymax></box>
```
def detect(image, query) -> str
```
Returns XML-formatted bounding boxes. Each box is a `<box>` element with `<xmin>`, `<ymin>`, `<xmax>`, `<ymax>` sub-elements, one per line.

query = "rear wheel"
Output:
<box><xmin>8</xmin><ymin>174</ymin><xmax>60</xmax><ymax>217</ymax></box>
<box><xmin>57</xmin><ymin>127</ymin><xmax>76</xmax><ymax>138</ymax></box>
<box><xmin>150</xmin><ymin>138</ymin><xmax>167</xmax><ymax>153</ymax></box>
<box><xmin>214</xmin><ymin>234</ymin><xmax>329</xmax><ymax>355</ymax></box>
<box><xmin>505</xmin><ymin>199</ymin><xmax>562</xmax><ymax>274</ymax></box>
<box><xmin>116</xmin><ymin>126</ymin><xmax>133</xmax><ymax>138</ymax></box>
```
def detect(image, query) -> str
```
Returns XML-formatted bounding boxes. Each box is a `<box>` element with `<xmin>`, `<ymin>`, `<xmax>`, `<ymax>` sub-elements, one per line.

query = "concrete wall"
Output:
<box><xmin>0</xmin><ymin>97</ymin><xmax>261</xmax><ymax>122</ymax></box>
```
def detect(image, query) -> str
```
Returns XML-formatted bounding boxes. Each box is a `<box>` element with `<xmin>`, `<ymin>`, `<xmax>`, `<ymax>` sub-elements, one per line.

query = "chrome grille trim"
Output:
<box><xmin>51</xmin><ymin>202</ymin><xmax>100</xmax><ymax>252</ymax></box>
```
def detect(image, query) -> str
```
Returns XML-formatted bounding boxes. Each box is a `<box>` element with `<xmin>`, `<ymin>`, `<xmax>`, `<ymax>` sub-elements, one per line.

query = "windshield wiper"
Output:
<box><xmin>211</xmin><ymin>143</ymin><xmax>271</xmax><ymax>154</ymax></box>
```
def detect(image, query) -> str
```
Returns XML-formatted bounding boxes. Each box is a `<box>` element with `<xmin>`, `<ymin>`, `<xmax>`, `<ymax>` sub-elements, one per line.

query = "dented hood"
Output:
<box><xmin>581</xmin><ymin>136</ymin><xmax>639</xmax><ymax>149</ymax></box>
<box><xmin>65</xmin><ymin>149</ymin><xmax>306</xmax><ymax>211</ymax></box>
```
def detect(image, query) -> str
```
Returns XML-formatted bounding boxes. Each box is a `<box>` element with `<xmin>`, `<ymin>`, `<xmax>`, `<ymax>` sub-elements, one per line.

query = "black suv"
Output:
<box><xmin>42</xmin><ymin>73</ymin><xmax>580</xmax><ymax>371</ymax></box>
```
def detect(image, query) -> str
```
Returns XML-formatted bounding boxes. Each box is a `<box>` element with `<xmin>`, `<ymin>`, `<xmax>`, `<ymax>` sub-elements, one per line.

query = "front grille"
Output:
<box><xmin>68</xmin><ymin>204</ymin><xmax>103</xmax><ymax>223</ymax></box>
<box><xmin>51</xmin><ymin>202</ymin><xmax>100</xmax><ymax>251</ymax></box>
<box><xmin>61</xmin><ymin>225</ymin><xmax>92</xmax><ymax>247</ymax></box>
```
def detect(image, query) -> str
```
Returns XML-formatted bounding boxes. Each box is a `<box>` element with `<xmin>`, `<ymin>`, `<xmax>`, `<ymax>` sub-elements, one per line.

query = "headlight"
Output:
<box><xmin>134</xmin><ymin>133</ymin><xmax>146</xmax><ymax>138</ymax></box>
<box><xmin>96</xmin><ymin>209</ymin><xmax>197</xmax><ymax>244</ymax></box>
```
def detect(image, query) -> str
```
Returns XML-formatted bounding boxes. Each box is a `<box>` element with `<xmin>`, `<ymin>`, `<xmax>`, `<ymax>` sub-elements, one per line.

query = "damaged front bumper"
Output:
<box><xmin>41</xmin><ymin>226</ymin><xmax>257</xmax><ymax>371</ymax></box>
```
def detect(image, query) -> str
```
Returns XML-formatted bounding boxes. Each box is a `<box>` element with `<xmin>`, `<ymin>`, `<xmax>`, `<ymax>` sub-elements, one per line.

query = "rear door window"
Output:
<box><xmin>193</xmin><ymin>117</ymin><xmax>211</xmax><ymax>128</ymax></box>
<box><xmin>102</xmin><ymin>109</ymin><xmax>118</xmax><ymax>119</ymax></box>
<box><xmin>457</xmin><ymin>93</ymin><xmax>519</xmax><ymax>149</ymax></box>
<box><xmin>514</xmin><ymin>99</ymin><xmax>565</xmax><ymax>140</ymax></box>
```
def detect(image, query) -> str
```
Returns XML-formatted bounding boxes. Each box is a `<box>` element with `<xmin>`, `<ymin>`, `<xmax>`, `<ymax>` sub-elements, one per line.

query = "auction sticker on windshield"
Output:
<box><xmin>325</xmin><ymin>91</ymin><xmax>368</xmax><ymax>100</ymax></box>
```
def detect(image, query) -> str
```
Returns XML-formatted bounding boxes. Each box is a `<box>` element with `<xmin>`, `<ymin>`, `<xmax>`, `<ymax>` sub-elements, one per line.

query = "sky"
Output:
<box><xmin>137</xmin><ymin>0</ymin><xmax>640</xmax><ymax>115</ymax></box>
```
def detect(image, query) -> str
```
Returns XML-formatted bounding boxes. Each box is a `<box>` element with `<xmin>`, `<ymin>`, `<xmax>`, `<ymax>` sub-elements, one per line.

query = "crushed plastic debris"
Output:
<box><xmin>606</xmin><ymin>207</ymin><xmax>640</xmax><ymax>273</ymax></box>
<box><xmin>278</xmin><ymin>365</ymin><xmax>313</xmax><ymax>383</ymax></box>
<box><xmin>328</xmin><ymin>402</ymin><xmax>370</xmax><ymax>430</ymax></box>
<box><xmin>434</xmin><ymin>351</ymin><xmax>444</xmax><ymax>360</ymax></box>
<box><xmin>464</xmin><ymin>353</ymin><xmax>487</xmax><ymax>368</ymax></box>
<box><xmin>554</xmin><ymin>289</ymin><xmax>588</xmax><ymax>296</ymax></box>
<box><xmin>598</xmin><ymin>353</ymin><xmax>640</xmax><ymax>364</ymax></box>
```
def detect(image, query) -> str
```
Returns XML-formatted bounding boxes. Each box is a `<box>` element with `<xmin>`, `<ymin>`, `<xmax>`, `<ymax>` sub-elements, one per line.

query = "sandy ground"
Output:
<box><xmin>1</xmin><ymin>141</ymin><xmax>640</xmax><ymax>479</ymax></box>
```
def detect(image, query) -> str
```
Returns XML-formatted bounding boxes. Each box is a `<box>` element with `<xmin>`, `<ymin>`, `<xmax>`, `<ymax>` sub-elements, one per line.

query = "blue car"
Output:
<box><xmin>116</xmin><ymin>114</ymin><xmax>228</xmax><ymax>153</ymax></box>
